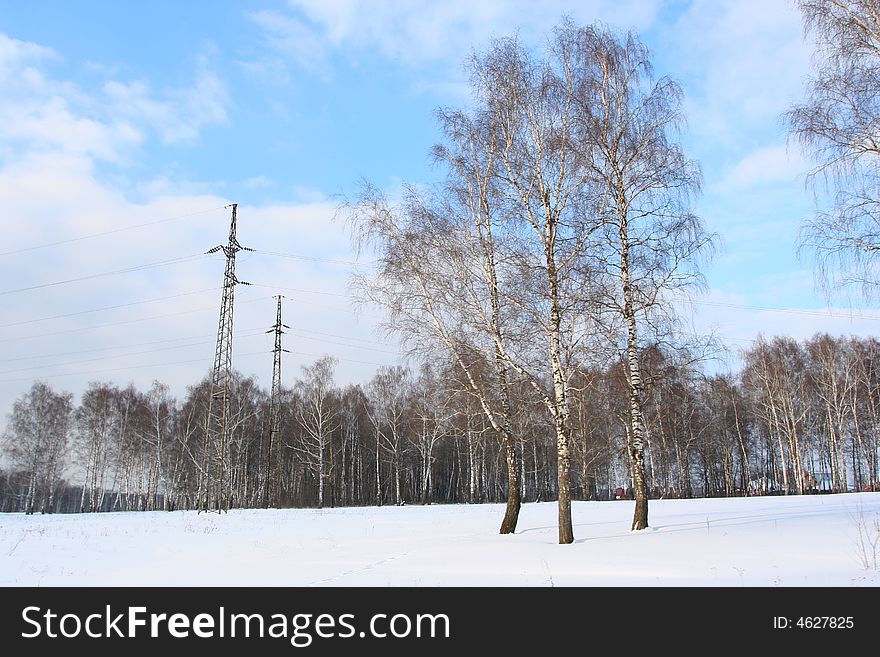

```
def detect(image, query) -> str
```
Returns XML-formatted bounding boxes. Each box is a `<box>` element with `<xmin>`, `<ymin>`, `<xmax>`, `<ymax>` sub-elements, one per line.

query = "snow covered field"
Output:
<box><xmin>2</xmin><ymin>493</ymin><xmax>879</xmax><ymax>587</ymax></box>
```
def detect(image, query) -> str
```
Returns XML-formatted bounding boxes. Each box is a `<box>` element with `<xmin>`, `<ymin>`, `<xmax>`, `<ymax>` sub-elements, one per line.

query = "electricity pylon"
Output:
<box><xmin>264</xmin><ymin>295</ymin><xmax>288</xmax><ymax>508</ymax></box>
<box><xmin>199</xmin><ymin>203</ymin><xmax>251</xmax><ymax>513</ymax></box>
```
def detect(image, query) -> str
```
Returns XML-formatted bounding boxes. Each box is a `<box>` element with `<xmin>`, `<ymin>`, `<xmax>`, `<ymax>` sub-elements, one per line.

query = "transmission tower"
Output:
<box><xmin>264</xmin><ymin>295</ymin><xmax>289</xmax><ymax>508</ymax></box>
<box><xmin>199</xmin><ymin>203</ymin><xmax>251</xmax><ymax>513</ymax></box>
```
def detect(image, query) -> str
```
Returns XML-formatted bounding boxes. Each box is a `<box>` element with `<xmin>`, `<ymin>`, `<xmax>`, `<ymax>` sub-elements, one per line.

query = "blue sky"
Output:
<box><xmin>1</xmin><ymin>0</ymin><xmax>879</xmax><ymax>422</ymax></box>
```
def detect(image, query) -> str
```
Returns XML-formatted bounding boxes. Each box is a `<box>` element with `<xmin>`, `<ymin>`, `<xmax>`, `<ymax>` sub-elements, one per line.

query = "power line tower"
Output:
<box><xmin>199</xmin><ymin>203</ymin><xmax>251</xmax><ymax>513</ymax></box>
<box><xmin>264</xmin><ymin>295</ymin><xmax>288</xmax><ymax>508</ymax></box>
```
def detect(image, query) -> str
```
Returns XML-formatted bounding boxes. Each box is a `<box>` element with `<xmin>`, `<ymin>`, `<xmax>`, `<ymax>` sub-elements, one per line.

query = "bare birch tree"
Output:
<box><xmin>570</xmin><ymin>24</ymin><xmax>711</xmax><ymax>529</ymax></box>
<box><xmin>345</xmin><ymin>182</ymin><xmax>527</xmax><ymax>532</ymax></box>
<box><xmin>409</xmin><ymin>362</ymin><xmax>455</xmax><ymax>504</ymax></box>
<box><xmin>468</xmin><ymin>32</ymin><xmax>606</xmax><ymax>544</ymax></box>
<box><xmin>76</xmin><ymin>381</ymin><xmax>119</xmax><ymax>513</ymax></box>
<box><xmin>347</xmin><ymin>23</ymin><xmax>620</xmax><ymax>542</ymax></box>
<box><xmin>433</xmin><ymin>105</ymin><xmax>525</xmax><ymax>533</ymax></box>
<box><xmin>292</xmin><ymin>356</ymin><xmax>339</xmax><ymax>508</ymax></box>
<box><xmin>788</xmin><ymin>0</ymin><xmax>880</xmax><ymax>297</ymax></box>
<box><xmin>2</xmin><ymin>382</ymin><xmax>72</xmax><ymax>513</ymax></box>
<box><xmin>364</xmin><ymin>365</ymin><xmax>411</xmax><ymax>506</ymax></box>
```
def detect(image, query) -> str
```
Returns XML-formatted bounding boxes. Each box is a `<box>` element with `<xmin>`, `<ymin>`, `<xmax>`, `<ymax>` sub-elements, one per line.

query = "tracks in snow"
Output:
<box><xmin>306</xmin><ymin>549</ymin><xmax>414</xmax><ymax>586</ymax></box>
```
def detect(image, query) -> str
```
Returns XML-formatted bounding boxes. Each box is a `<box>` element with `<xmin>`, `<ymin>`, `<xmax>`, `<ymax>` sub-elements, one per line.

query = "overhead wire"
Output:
<box><xmin>0</xmin><ymin>330</ymin><xmax>229</xmax><ymax>364</ymax></box>
<box><xmin>0</xmin><ymin>253</ymin><xmax>211</xmax><ymax>296</ymax></box>
<box><xmin>0</xmin><ymin>295</ymin><xmax>273</xmax><ymax>344</ymax></box>
<box><xmin>0</xmin><ymin>206</ymin><xmax>397</xmax><ymax>391</ymax></box>
<box><xmin>288</xmin><ymin>330</ymin><xmax>402</xmax><ymax>355</ymax></box>
<box><xmin>249</xmin><ymin>282</ymin><xmax>351</xmax><ymax>298</ymax></box>
<box><xmin>686</xmin><ymin>298</ymin><xmax>880</xmax><ymax>321</ymax></box>
<box><xmin>15</xmin><ymin>202</ymin><xmax>880</xmax><ymax>393</ymax></box>
<box><xmin>0</xmin><ymin>329</ymin><xmax>269</xmax><ymax>377</ymax></box>
<box><xmin>291</xmin><ymin>325</ymin><xmax>392</xmax><ymax>346</ymax></box>
<box><xmin>0</xmin><ymin>287</ymin><xmax>220</xmax><ymax>328</ymax></box>
<box><xmin>0</xmin><ymin>350</ymin><xmax>268</xmax><ymax>385</ymax></box>
<box><xmin>249</xmin><ymin>248</ymin><xmax>371</xmax><ymax>267</ymax></box>
<box><xmin>0</xmin><ymin>205</ymin><xmax>228</xmax><ymax>257</ymax></box>
<box><xmin>0</xmin><ymin>320</ymin><xmax>400</xmax><ymax>368</ymax></box>
<box><xmin>287</xmin><ymin>350</ymin><xmax>393</xmax><ymax>368</ymax></box>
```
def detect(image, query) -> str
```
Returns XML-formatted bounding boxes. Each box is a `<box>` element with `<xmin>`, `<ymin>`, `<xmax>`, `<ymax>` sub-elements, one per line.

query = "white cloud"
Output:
<box><xmin>683</xmin><ymin>285</ymin><xmax>880</xmax><ymax>369</ymax></box>
<box><xmin>248</xmin><ymin>9</ymin><xmax>332</xmax><ymax>76</ymax></box>
<box><xmin>0</xmin><ymin>30</ymin><xmax>390</xmax><ymax>426</ymax></box>
<box><xmin>0</xmin><ymin>32</ymin><xmax>57</xmax><ymax>75</ymax></box>
<box><xmin>248</xmin><ymin>0</ymin><xmax>664</xmax><ymax>78</ymax></box>
<box><xmin>242</xmin><ymin>175</ymin><xmax>273</xmax><ymax>190</ymax></box>
<box><xmin>0</xmin><ymin>34</ymin><xmax>142</xmax><ymax>163</ymax></box>
<box><xmin>102</xmin><ymin>57</ymin><xmax>228</xmax><ymax>145</ymax></box>
<box><xmin>664</xmin><ymin>0</ymin><xmax>810</xmax><ymax>148</ymax></box>
<box><xmin>0</xmin><ymin>152</ymin><xmax>391</xmax><ymax>428</ymax></box>
<box><xmin>0</xmin><ymin>31</ymin><xmax>229</xmax><ymax>166</ymax></box>
<box><xmin>0</xmin><ymin>96</ymin><xmax>142</xmax><ymax>163</ymax></box>
<box><xmin>717</xmin><ymin>144</ymin><xmax>808</xmax><ymax>190</ymax></box>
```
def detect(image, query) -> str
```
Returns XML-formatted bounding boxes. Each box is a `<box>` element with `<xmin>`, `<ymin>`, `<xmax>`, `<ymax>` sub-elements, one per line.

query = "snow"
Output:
<box><xmin>2</xmin><ymin>493</ymin><xmax>879</xmax><ymax>586</ymax></box>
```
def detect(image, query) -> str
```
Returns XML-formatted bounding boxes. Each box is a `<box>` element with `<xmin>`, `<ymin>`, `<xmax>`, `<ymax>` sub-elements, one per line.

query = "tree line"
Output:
<box><xmin>2</xmin><ymin>333</ymin><xmax>878</xmax><ymax>517</ymax></box>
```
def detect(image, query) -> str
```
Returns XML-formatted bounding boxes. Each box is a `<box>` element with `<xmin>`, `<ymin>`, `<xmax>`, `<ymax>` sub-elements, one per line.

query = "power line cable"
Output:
<box><xmin>0</xmin><ymin>330</ymin><xmax>268</xmax><ymax>377</ymax></box>
<box><xmin>0</xmin><ymin>287</ymin><xmax>219</xmax><ymax>328</ymax></box>
<box><xmin>0</xmin><ymin>253</ymin><xmax>210</xmax><ymax>296</ymax></box>
<box><xmin>289</xmin><ymin>330</ymin><xmax>402</xmax><ymax>355</ymax></box>
<box><xmin>0</xmin><ymin>350</ymin><xmax>267</xmax><ymax>385</ymax></box>
<box><xmin>0</xmin><ymin>322</ymin><xmax>396</xmax><ymax>365</ymax></box>
<box><xmin>0</xmin><ymin>205</ymin><xmax>228</xmax><ymax>257</ymax></box>
<box><xmin>250</xmin><ymin>248</ymin><xmax>371</xmax><ymax>267</ymax></box>
<box><xmin>249</xmin><ymin>282</ymin><xmax>351</xmax><ymax>298</ymax></box>
<box><xmin>291</xmin><ymin>325</ymin><xmax>391</xmax><ymax>346</ymax></box>
<box><xmin>288</xmin><ymin>350</ymin><xmax>392</xmax><ymax>367</ymax></box>
<box><xmin>0</xmin><ymin>328</ymin><xmax>264</xmax><ymax>364</ymax></box>
<box><xmin>0</xmin><ymin>295</ymin><xmax>273</xmax><ymax>344</ymax></box>
<box><xmin>688</xmin><ymin>299</ymin><xmax>880</xmax><ymax>321</ymax></box>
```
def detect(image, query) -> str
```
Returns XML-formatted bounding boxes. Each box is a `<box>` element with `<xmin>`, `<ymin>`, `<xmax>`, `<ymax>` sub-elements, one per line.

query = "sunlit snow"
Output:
<box><xmin>2</xmin><ymin>493</ymin><xmax>879</xmax><ymax>586</ymax></box>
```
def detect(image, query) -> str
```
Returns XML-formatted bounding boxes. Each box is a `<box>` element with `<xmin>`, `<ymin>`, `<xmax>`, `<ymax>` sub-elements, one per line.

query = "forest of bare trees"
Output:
<box><xmin>2</xmin><ymin>334</ymin><xmax>879</xmax><ymax>516</ymax></box>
